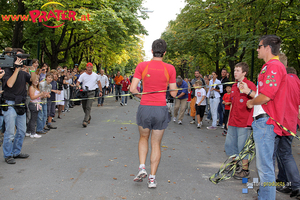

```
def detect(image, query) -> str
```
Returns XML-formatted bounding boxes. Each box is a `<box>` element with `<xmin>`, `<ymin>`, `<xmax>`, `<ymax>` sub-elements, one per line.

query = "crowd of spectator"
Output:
<box><xmin>0</xmin><ymin>49</ymin><xmax>133</xmax><ymax>164</ymax></box>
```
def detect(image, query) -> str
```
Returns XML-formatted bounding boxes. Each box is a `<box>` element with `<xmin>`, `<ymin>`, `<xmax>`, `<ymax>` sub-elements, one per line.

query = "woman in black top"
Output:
<box><xmin>56</xmin><ymin>67</ymin><xmax>66</xmax><ymax>118</ymax></box>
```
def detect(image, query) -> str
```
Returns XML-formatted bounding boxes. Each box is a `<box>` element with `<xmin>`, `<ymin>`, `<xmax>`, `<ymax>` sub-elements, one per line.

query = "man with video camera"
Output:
<box><xmin>2</xmin><ymin>48</ymin><xmax>37</xmax><ymax>164</ymax></box>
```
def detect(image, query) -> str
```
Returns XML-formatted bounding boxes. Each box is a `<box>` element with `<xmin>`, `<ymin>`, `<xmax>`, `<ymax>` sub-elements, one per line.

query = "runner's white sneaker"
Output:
<box><xmin>133</xmin><ymin>168</ymin><xmax>147</xmax><ymax>182</ymax></box>
<box><xmin>25</xmin><ymin>132</ymin><xmax>31</xmax><ymax>137</ymax></box>
<box><xmin>148</xmin><ymin>178</ymin><xmax>157</xmax><ymax>188</ymax></box>
<box><xmin>173</xmin><ymin>117</ymin><xmax>176</xmax><ymax>122</ymax></box>
<box><xmin>197</xmin><ymin>124</ymin><xmax>201</xmax><ymax>129</ymax></box>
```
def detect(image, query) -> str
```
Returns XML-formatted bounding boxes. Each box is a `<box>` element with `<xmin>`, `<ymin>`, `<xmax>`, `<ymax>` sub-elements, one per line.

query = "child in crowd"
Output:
<box><xmin>26</xmin><ymin>77</ymin><xmax>45</xmax><ymax>138</ymax></box>
<box><xmin>37</xmin><ymin>73</ymin><xmax>52</xmax><ymax>134</ymax></box>
<box><xmin>47</xmin><ymin>71</ymin><xmax>60</xmax><ymax>129</ymax></box>
<box><xmin>195</xmin><ymin>80</ymin><xmax>206</xmax><ymax>128</ymax></box>
<box><xmin>222</xmin><ymin>85</ymin><xmax>232</xmax><ymax>136</ymax></box>
<box><xmin>120</xmin><ymin>75</ymin><xmax>131</xmax><ymax>106</ymax></box>
<box><xmin>186</xmin><ymin>83</ymin><xmax>192</xmax><ymax>116</ymax></box>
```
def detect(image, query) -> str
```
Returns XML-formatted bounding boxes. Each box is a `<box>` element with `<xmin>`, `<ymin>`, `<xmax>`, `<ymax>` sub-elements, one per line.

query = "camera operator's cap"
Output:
<box><xmin>5</xmin><ymin>47</ymin><xmax>13</xmax><ymax>52</ymax></box>
<box><xmin>75</xmin><ymin>63</ymin><xmax>78</xmax><ymax>66</ymax></box>
<box><xmin>86</xmin><ymin>62</ymin><xmax>93</xmax><ymax>67</ymax></box>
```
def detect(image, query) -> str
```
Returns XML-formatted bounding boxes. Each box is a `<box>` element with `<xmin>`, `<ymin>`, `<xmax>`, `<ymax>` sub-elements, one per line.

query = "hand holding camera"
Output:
<box><xmin>0</xmin><ymin>69</ymin><xmax>5</xmax><ymax>79</ymax></box>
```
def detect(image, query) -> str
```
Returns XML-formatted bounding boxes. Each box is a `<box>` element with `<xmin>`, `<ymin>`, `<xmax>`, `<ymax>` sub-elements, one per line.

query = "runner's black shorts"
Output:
<box><xmin>136</xmin><ymin>105</ymin><xmax>170</xmax><ymax>130</ymax></box>
<box><xmin>196</xmin><ymin>105</ymin><xmax>206</xmax><ymax>118</ymax></box>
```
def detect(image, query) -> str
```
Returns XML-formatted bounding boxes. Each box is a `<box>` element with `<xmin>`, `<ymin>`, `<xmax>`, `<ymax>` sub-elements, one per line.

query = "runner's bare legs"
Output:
<box><xmin>138</xmin><ymin>126</ymin><xmax>164</xmax><ymax>175</ymax></box>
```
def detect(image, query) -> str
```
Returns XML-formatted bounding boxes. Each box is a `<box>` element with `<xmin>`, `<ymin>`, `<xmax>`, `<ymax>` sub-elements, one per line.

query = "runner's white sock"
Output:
<box><xmin>139</xmin><ymin>164</ymin><xmax>145</xmax><ymax>169</ymax></box>
<box><xmin>149</xmin><ymin>174</ymin><xmax>155</xmax><ymax>179</ymax></box>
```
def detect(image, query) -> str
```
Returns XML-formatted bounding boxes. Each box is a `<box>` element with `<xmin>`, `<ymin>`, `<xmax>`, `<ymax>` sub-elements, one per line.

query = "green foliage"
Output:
<box><xmin>0</xmin><ymin>0</ymin><xmax>147</xmax><ymax>72</ymax></box>
<box><xmin>161</xmin><ymin>0</ymin><xmax>300</xmax><ymax>80</ymax></box>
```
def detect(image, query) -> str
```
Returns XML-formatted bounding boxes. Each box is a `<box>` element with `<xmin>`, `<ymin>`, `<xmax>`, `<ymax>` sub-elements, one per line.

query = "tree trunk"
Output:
<box><xmin>12</xmin><ymin>0</ymin><xmax>25</xmax><ymax>48</ymax></box>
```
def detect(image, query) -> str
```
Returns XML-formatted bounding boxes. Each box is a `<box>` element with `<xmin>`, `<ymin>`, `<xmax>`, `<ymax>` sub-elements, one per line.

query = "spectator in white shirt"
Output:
<box><xmin>98</xmin><ymin>69</ymin><xmax>109</xmax><ymax>107</ymax></box>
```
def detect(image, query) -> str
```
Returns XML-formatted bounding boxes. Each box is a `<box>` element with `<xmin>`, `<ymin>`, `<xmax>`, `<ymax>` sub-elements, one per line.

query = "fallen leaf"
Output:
<box><xmin>113</xmin><ymin>177</ymin><xmax>117</xmax><ymax>180</ymax></box>
<box><xmin>168</xmin><ymin>180</ymin><xmax>170</xmax><ymax>183</ymax></box>
<box><xmin>124</xmin><ymin>165</ymin><xmax>127</xmax><ymax>167</ymax></box>
<box><xmin>121</xmin><ymin>127</ymin><xmax>123</xmax><ymax>129</ymax></box>
<box><xmin>216</xmin><ymin>136</ymin><xmax>218</xmax><ymax>137</ymax></box>
<box><xmin>70</xmin><ymin>178</ymin><xmax>74</xmax><ymax>180</ymax></box>
<box><xmin>201</xmin><ymin>141</ymin><xmax>203</xmax><ymax>142</ymax></box>
<box><xmin>122</xmin><ymin>197</ymin><xmax>127</xmax><ymax>199</ymax></box>
<box><xmin>173</xmin><ymin>182</ymin><xmax>176</xmax><ymax>184</ymax></box>
<box><xmin>173</xmin><ymin>148</ymin><xmax>175</xmax><ymax>150</ymax></box>
<box><xmin>128</xmin><ymin>137</ymin><xmax>131</xmax><ymax>139</ymax></box>
<box><xmin>130</xmin><ymin>174</ymin><xmax>135</xmax><ymax>176</ymax></box>
<box><xmin>207</xmin><ymin>147</ymin><xmax>210</xmax><ymax>148</ymax></box>
<box><xmin>114</xmin><ymin>157</ymin><xmax>117</xmax><ymax>159</ymax></box>
<box><xmin>113</xmin><ymin>136</ymin><xmax>115</xmax><ymax>138</ymax></box>
<box><xmin>173</xmin><ymin>132</ymin><xmax>176</xmax><ymax>133</ymax></box>
<box><xmin>168</xmin><ymin>156</ymin><xmax>171</xmax><ymax>157</ymax></box>
<box><xmin>10</xmin><ymin>188</ymin><xmax>14</xmax><ymax>190</ymax></box>
<box><xmin>40</xmin><ymin>159</ymin><xmax>42</xmax><ymax>160</ymax></box>
<box><xmin>105</xmin><ymin>166</ymin><xmax>109</xmax><ymax>167</ymax></box>
<box><xmin>161</xmin><ymin>145</ymin><xmax>168</xmax><ymax>148</ymax></box>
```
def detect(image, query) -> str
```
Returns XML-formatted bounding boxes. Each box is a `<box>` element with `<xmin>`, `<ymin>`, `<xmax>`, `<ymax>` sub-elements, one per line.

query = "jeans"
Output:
<box><xmin>27</xmin><ymin>102</ymin><xmax>39</xmax><ymax>135</ymax></box>
<box><xmin>36</xmin><ymin>103</ymin><xmax>47</xmax><ymax>132</ymax></box>
<box><xmin>217</xmin><ymin>97</ymin><xmax>224</xmax><ymax>125</ymax></box>
<box><xmin>2</xmin><ymin>100</ymin><xmax>26</xmax><ymax>158</ymax></box>
<box><xmin>224</xmin><ymin>126</ymin><xmax>250</xmax><ymax>159</ymax></box>
<box><xmin>110</xmin><ymin>84</ymin><xmax>114</xmax><ymax>94</ymax></box>
<box><xmin>210</xmin><ymin>98</ymin><xmax>219</xmax><ymax>127</ymax></box>
<box><xmin>0</xmin><ymin>115</ymin><xmax>3</xmax><ymax>133</ymax></box>
<box><xmin>98</xmin><ymin>87</ymin><xmax>106</xmax><ymax>105</ymax></box>
<box><xmin>275</xmin><ymin>135</ymin><xmax>300</xmax><ymax>190</ymax></box>
<box><xmin>115</xmin><ymin>85</ymin><xmax>122</xmax><ymax>100</ymax></box>
<box><xmin>252</xmin><ymin>117</ymin><xmax>276</xmax><ymax>200</ymax></box>
<box><xmin>121</xmin><ymin>91</ymin><xmax>128</xmax><ymax>104</ymax></box>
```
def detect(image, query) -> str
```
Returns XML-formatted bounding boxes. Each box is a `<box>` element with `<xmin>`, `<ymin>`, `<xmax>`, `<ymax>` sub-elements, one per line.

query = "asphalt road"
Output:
<box><xmin>0</xmin><ymin>96</ymin><xmax>299</xmax><ymax>200</ymax></box>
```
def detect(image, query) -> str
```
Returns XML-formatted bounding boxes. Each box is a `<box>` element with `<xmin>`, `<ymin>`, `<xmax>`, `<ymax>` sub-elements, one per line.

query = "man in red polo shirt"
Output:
<box><xmin>245</xmin><ymin>35</ymin><xmax>287</xmax><ymax>200</ymax></box>
<box><xmin>224</xmin><ymin>62</ymin><xmax>256</xmax><ymax>180</ymax></box>
<box><xmin>130</xmin><ymin>39</ymin><xmax>177</xmax><ymax>189</ymax></box>
<box><xmin>275</xmin><ymin>67</ymin><xmax>300</xmax><ymax>197</ymax></box>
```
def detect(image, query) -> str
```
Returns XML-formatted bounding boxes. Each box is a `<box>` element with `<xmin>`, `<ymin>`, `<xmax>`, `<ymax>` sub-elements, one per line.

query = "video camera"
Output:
<box><xmin>0</xmin><ymin>51</ymin><xmax>32</xmax><ymax>68</ymax></box>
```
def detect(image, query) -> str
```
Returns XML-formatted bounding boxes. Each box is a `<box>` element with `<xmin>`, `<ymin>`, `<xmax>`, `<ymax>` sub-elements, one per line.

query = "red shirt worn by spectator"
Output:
<box><xmin>257</xmin><ymin>58</ymin><xmax>287</xmax><ymax>136</ymax></box>
<box><xmin>228</xmin><ymin>77</ymin><xmax>256</xmax><ymax>127</ymax></box>
<box><xmin>222</xmin><ymin>93</ymin><xmax>231</xmax><ymax>111</ymax></box>
<box><xmin>134</xmin><ymin>60</ymin><xmax>176</xmax><ymax>106</ymax></box>
<box><xmin>283</xmin><ymin>74</ymin><xmax>300</xmax><ymax>135</ymax></box>
<box><xmin>187</xmin><ymin>91</ymin><xmax>192</xmax><ymax>102</ymax></box>
<box><xmin>120</xmin><ymin>78</ymin><xmax>131</xmax><ymax>91</ymax></box>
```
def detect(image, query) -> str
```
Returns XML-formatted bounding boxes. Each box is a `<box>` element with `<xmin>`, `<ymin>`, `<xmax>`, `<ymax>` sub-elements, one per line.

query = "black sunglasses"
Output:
<box><xmin>258</xmin><ymin>44</ymin><xmax>266</xmax><ymax>49</ymax></box>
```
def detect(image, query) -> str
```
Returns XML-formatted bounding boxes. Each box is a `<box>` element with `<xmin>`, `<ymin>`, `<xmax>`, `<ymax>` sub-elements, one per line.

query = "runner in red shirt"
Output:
<box><xmin>130</xmin><ymin>39</ymin><xmax>177</xmax><ymax>188</ymax></box>
<box><xmin>224</xmin><ymin>62</ymin><xmax>256</xmax><ymax>180</ymax></box>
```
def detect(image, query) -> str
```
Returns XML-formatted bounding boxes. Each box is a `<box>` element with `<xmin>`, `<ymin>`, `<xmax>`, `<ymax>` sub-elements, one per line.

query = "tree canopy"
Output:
<box><xmin>0</xmin><ymin>0</ymin><xmax>148</xmax><ymax>74</ymax></box>
<box><xmin>161</xmin><ymin>0</ymin><xmax>300</xmax><ymax>81</ymax></box>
